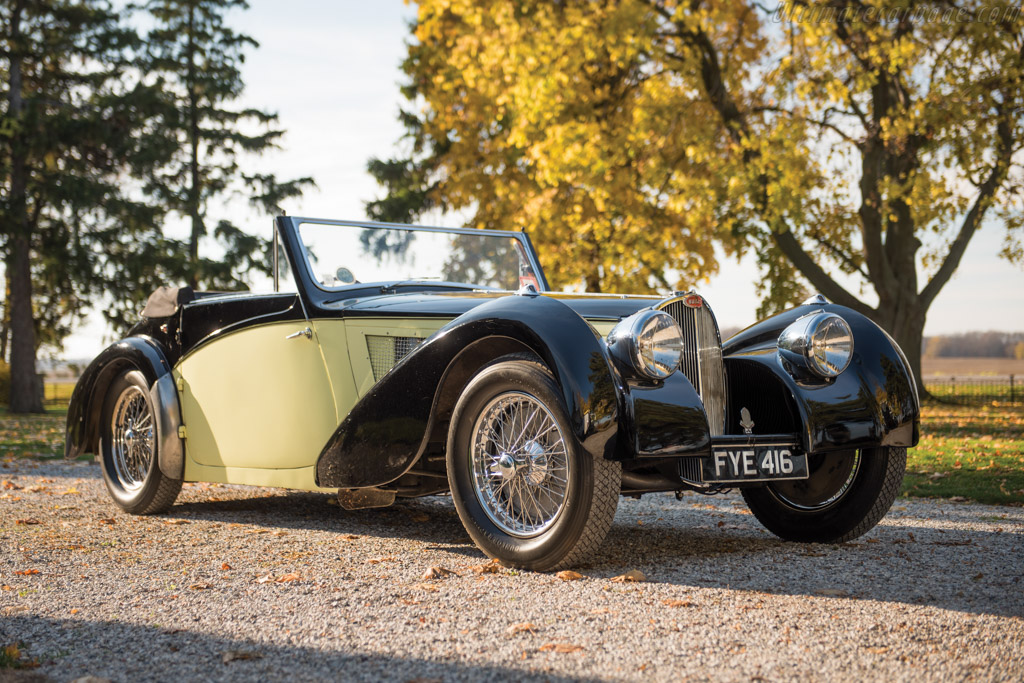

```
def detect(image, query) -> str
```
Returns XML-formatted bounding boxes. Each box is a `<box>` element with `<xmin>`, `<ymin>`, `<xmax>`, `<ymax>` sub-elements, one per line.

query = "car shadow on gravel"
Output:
<box><xmin>0</xmin><ymin>614</ymin><xmax>586</xmax><ymax>683</ymax></box>
<box><xmin>588</xmin><ymin>518</ymin><xmax>1024</xmax><ymax>619</ymax></box>
<box><xmin>169</xmin><ymin>491</ymin><xmax>482</xmax><ymax>556</ymax></box>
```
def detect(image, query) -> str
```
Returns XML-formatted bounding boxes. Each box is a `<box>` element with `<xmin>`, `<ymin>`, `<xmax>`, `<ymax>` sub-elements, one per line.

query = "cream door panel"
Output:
<box><xmin>309</xmin><ymin>319</ymin><xmax>359</xmax><ymax>423</ymax></box>
<box><xmin>176</xmin><ymin>321</ymin><xmax>337</xmax><ymax>470</ymax></box>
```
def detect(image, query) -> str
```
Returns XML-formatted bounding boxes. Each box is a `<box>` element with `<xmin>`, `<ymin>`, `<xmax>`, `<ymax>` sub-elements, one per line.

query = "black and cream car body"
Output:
<box><xmin>66</xmin><ymin>217</ymin><xmax>920</xmax><ymax>570</ymax></box>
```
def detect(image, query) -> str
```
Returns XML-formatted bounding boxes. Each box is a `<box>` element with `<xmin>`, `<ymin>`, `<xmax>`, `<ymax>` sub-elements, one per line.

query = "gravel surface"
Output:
<box><xmin>1</xmin><ymin>457</ymin><xmax>1022</xmax><ymax>682</ymax></box>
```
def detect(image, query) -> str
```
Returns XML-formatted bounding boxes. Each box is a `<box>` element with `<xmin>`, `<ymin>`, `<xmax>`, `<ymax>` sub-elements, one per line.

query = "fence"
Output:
<box><xmin>924</xmin><ymin>375</ymin><xmax>1018</xmax><ymax>405</ymax></box>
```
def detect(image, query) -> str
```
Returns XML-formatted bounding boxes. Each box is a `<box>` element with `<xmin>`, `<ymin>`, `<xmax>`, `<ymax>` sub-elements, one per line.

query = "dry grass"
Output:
<box><xmin>922</xmin><ymin>357</ymin><xmax>1024</xmax><ymax>376</ymax></box>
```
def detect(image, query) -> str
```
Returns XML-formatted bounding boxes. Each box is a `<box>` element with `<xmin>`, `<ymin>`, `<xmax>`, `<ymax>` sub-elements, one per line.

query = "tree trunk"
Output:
<box><xmin>6</xmin><ymin>2</ymin><xmax>43</xmax><ymax>413</ymax></box>
<box><xmin>7</xmin><ymin>236</ymin><xmax>42</xmax><ymax>413</ymax></box>
<box><xmin>186</xmin><ymin>3</ymin><xmax>202</xmax><ymax>290</ymax></box>
<box><xmin>874</xmin><ymin>297</ymin><xmax>928</xmax><ymax>401</ymax></box>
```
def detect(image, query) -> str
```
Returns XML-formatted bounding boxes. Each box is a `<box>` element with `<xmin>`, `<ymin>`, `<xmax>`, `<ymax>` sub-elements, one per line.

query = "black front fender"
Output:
<box><xmin>724</xmin><ymin>303</ymin><xmax>920</xmax><ymax>453</ymax></box>
<box><xmin>315</xmin><ymin>295</ymin><xmax>622</xmax><ymax>488</ymax></box>
<box><xmin>65</xmin><ymin>336</ymin><xmax>184</xmax><ymax>479</ymax></box>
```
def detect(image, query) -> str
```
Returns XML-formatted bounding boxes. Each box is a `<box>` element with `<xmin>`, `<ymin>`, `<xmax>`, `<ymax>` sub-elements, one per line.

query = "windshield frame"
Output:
<box><xmin>275</xmin><ymin>216</ymin><xmax>550</xmax><ymax>303</ymax></box>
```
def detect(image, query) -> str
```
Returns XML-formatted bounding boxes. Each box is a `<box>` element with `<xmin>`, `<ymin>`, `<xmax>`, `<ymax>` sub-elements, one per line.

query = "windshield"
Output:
<box><xmin>297</xmin><ymin>221</ymin><xmax>542</xmax><ymax>291</ymax></box>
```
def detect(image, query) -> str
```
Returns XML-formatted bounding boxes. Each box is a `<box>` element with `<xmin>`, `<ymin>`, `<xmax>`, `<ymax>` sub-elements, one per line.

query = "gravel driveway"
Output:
<box><xmin>1</xmin><ymin>457</ymin><xmax>1022</xmax><ymax>682</ymax></box>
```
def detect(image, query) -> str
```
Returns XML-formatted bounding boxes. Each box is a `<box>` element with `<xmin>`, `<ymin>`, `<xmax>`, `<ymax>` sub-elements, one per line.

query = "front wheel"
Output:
<box><xmin>446</xmin><ymin>355</ymin><xmax>620</xmax><ymax>571</ymax></box>
<box><xmin>741</xmin><ymin>447</ymin><xmax>906</xmax><ymax>543</ymax></box>
<box><xmin>99</xmin><ymin>370</ymin><xmax>182</xmax><ymax>515</ymax></box>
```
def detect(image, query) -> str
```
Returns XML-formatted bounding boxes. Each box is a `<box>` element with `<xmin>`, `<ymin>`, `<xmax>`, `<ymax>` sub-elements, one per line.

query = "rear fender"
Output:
<box><xmin>315</xmin><ymin>295</ymin><xmax>621</xmax><ymax>488</ymax></box>
<box><xmin>65</xmin><ymin>337</ymin><xmax>185</xmax><ymax>479</ymax></box>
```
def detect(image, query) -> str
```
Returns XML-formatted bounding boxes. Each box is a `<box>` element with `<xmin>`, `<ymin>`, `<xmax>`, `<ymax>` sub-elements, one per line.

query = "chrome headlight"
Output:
<box><xmin>778</xmin><ymin>312</ymin><xmax>854</xmax><ymax>379</ymax></box>
<box><xmin>607</xmin><ymin>310</ymin><xmax>684</xmax><ymax>379</ymax></box>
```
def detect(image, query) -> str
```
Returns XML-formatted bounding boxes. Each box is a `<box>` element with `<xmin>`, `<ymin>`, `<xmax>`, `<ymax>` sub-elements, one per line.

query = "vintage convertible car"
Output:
<box><xmin>66</xmin><ymin>217</ymin><xmax>919</xmax><ymax>570</ymax></box>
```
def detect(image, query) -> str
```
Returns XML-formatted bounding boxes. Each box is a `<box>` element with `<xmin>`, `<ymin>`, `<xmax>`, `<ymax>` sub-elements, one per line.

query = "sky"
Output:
<box><xmin>60</xmin><ymin>0</ymin><xmax>1024</xmax><ymax>358</ymax></box>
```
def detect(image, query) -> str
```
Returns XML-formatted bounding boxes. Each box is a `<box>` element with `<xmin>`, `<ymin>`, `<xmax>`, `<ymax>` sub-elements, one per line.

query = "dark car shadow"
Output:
<box><xmin>165</xmin><ymin>489</ymin><xmax>1024</xmax><ymax>620</ymax></box>
<box><xmin>0</xmin><ymin>615</ymin><xmax>589</xmax><ymax>683</ymax></box>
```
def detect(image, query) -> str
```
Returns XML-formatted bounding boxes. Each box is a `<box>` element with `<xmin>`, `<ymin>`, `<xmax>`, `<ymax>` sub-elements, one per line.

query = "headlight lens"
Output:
<box><xmin>778</xmin><ymin>312</ymin><xmax>854</xmax><ymax>379</ymax></box>
<box><xmin>607</xmin><ymin>310</ymin><xmax>684</xmax><ymax>379</ymax></box>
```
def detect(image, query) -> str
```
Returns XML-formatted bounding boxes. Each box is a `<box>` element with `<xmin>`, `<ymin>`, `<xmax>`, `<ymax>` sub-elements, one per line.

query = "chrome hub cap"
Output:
<box><xmin>111</xmin><ymin>386</ymin><xmax>154</xmax><ymax>491</ymax></box>
<box><xmin>470</xmin><ymin>392</ymin><xmax>570</xmax><ymax>538</ymax></box>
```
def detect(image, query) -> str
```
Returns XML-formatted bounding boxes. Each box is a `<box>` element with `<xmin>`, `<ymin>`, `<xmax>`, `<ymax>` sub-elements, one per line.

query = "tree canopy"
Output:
<box><xmin>1</xmin><ymin>0</ymin><xmax>168</xmax><ymax>411</ymax></box>
<box><xmin>371</xmin><ymin>0</ymin><xmax>1024</xmax><ymax>391</ymax></box>
<box><xmin>140</xmin><ymin>0</ymin><xmax>313</xmax><ymax>291</ymax></box>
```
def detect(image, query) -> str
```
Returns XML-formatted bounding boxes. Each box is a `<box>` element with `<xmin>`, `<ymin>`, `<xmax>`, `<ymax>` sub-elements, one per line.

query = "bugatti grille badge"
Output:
<box><xmin>739</xmin><ymin>408</ymin><xmax>754</xmax><ymax>435</ymax></box>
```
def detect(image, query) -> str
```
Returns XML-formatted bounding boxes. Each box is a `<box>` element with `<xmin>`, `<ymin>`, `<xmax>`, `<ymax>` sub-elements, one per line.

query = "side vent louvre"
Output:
<box><xmin>366</xmin><ymin>335</ymin><xmax>425</xmax><ymax>381</ymax></box>
<box><xmin>657</xmin><ymin>298</ymin><xmax>726</xmax><ymax>435</ymax></box>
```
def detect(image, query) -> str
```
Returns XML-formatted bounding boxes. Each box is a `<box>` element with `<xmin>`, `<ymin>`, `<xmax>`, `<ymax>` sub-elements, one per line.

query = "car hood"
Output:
<box><xmin>331</xmin><ymin>290</ymin><xmax>661</xmax><ymax>322</ymax></box>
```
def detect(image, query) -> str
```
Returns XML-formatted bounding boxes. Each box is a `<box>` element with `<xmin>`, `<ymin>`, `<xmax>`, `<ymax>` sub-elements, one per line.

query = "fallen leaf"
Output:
<box><xmin>539</xmin><ymin>643</ymin><xmax>584</xmax><ymax>654</ymax></box>
<box><xmin>70</xmin><ymin>608</ymin><xmax>79</xmax><ymax>614</ymax></box>
<box><xmin>662</xmin><ymin>599</ymin><xmax>695</xmax><ymax>608</ymax></box>
<box><xmin>421</xmin><ymin>566</ymin><xmax>456</xmax><ymax>580</ymax></box>
<box><xmin>555</xmin><ymin>570</ymin><xmax>584</xmax><ymax>582</ymax></box>
<box><xmin>2</xmin><ymin>480</ymin><xmax>22</xmax><ymax>490</ymax></box>
<box><xmin>508</xmin><ymin>622</ymin><xmax>538</xmax><ymax>635</ymax></box>
<box><xmin>341</xmin><ymin>534</ymin><xmax>359</xmax><ymax>540</ymax></box>
<box><xmin>1</xmin><ymin>586</ymin><xmax>12</xmax><ymax>591</ymax></box>
<box><xmin>164</xmin><ymin>519</ymin><xmax>191</xmax><ymax>526</ymax></box>
<box><xmin>972</xmin><ymin>573</ymin><xmax>984</xmax><ymax>581</ymax></box>
<box><xmin>411</xmin><ymin>582</ymin><xmax>440</xmax><ymax>592</ymax></box>
<box><xmin>98</xmin><ymin>518</ymin><xmax>116</xmax><ymax>525</ymax></box>
<box><xmin>610</xmin><ymin>569</ymin><xmax>647</xmax><ymax>583</ymax></box>
<box><xmin>275</xmin><ymin>573</ymin><xmax>301</xmax><ymax>583</ymax></box>
<box><xmin>14</xmin><ymin>569</ymin><xmax>40</xmax><ymax>576</ymax></box>
<box><xmin>408</xmin><ymin>512</ymin><xmax>430</xmax><ymax>523</ymax></box>
<box><xmin>62</xmin><ymin>487</ymin><xmax>79</xmax><ymax>495</ymax></box>
<box><xmin>222</xmin><ymin>650</ymin><xmax>263</xmax><ymax>663</ymax></box>
<box><xmin>255</xmin><ymin>574</ymin><xmax>275</xmax><ymax>584</ymax></box>
<box><xmin>15</xmin><ymin>518</ymin><xmax>41</xmax><ymax>525</ymax></box>
<box><xmin>470</xmin><ymin>560</ymin><xmax>502</xmax><ymax>574</ymax></box>
<box><xmin>221</xmin><ymin>563</ymin><xmax>232</xmax><ymax>571</ymax></box>
<box><xmin>864</xmin><ymin>646</ymin><xmax>889</xmax><ymax>655</ymax></box>
<box><xmin>189</xmin><ymin>583</ymin><xmax>212</xmax><ymax>590</ymax></box>
<box><xmin>815</xmin><ymin>588</ymin><xmax>850</xmax><ymax>598</ymax></box>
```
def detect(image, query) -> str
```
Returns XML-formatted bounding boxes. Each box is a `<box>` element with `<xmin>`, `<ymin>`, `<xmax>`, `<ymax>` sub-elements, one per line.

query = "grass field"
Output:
<box><xmin>2</xmin><ymin>402</ymin><xmax>1021</xmax><ymax>506</ymax></box>
<box><xmin>903</xmin><ymin>402</ymin><xmax>1024</xmax><ymax>505</ymax></box>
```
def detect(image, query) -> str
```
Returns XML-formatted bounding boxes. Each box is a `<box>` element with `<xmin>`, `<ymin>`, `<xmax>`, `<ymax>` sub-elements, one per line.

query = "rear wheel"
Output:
<box><xmin>100</xmin><ymin>370</ymin><xmax>181</xmax><ymax>514</ymax></box>
<box><xmin>446</xmin><ymin>355</ymin><xmax>620</xmax><ymax>571</ymax></box>
<box><xmin>741</xmin><ymin>447</ymin><xmax>906</xmax><ymax>543</ymax></box>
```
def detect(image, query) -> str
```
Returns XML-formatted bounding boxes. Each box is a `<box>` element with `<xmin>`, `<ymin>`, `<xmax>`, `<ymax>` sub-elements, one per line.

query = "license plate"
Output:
<box><xmin>703</xmin><ymin>445</ymin><xmax>808</xmax><ymax>483</ymax></box>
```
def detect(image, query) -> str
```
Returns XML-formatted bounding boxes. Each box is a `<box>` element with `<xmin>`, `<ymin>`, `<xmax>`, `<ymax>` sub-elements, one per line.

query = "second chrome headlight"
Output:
<box><xmin>778</xmin><ymin>312</ymin><xmax>854</xmax><ymax>378</ymax></box>
<box><xmin>607</xmin><ymin>310</ymin><xmax>684</xmax><ymax>379</ymax></box>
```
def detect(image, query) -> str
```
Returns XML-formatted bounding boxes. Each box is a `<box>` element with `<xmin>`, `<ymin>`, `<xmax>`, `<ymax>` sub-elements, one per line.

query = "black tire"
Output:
<box><xmin>446</xmin><ymin>354</ymin><xmax>620</xmax><ymax>571</ymax></box>
<box><xmin>741</xmin><ymin>446</ymin><xmax>906</xmax><ymax>543</ymax></box>
<box><xmin>99</xmin><ymin>370</ymin><xmax>181</xmax><ymax>515</ymax></box>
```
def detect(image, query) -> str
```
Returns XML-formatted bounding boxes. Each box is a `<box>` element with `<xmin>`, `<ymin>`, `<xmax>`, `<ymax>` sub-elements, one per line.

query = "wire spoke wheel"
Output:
<box><xmin>470</xmin><ymin>391</ymin><xmax>570</xmax><ymax>538</ymax></box>
<box><xmin>110</xmin><ymin>385</ymin><xmax>155</xmax><ymax>492</ymax></box>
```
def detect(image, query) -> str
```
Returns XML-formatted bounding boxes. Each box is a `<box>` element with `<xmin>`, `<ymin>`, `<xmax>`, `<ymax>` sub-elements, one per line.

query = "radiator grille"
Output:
<box><xmin>677</xmin><ymin>456</ymin><xmax>703</xmax><ymax>484</ymax></box>
<box><xmin>366</xmin><ymin>335</ymin><xmax>424</xmax><ymax>381</ymax></box>
<box><xmin>658</xmin><ymin>298</ymin><xmax>726</xmax><ymax>435</ymax></box>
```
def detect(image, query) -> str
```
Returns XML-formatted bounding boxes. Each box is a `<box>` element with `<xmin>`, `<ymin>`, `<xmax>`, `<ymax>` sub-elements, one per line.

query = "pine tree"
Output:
<box><xmin>1</xmin><ymin>0</ymin><xmax>168</xmax><ymax>413</ymax></box>
<box><xmin>141</xmin><ymin>0</ymin><xmax>313</xmax><ymax>290</ymax></box>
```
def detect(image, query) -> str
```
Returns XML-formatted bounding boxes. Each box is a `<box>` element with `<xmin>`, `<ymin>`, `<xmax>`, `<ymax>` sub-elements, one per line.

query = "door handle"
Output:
<box><xmin>286</xmin><ymin>327</ymin><xmax>312</xmax><ymax>340</ymax></box>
